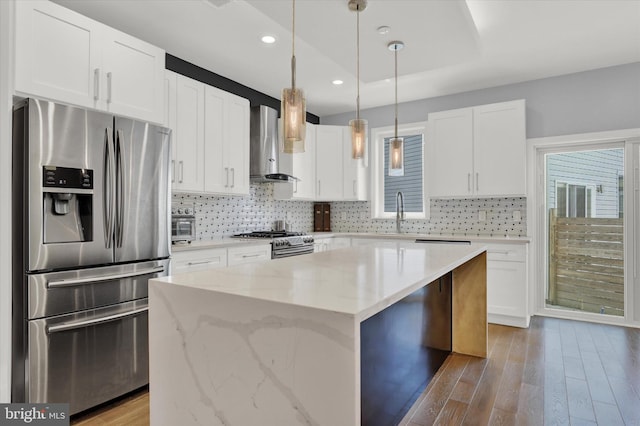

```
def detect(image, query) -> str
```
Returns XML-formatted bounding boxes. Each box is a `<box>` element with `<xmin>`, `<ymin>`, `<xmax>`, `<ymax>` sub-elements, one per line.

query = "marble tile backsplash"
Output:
<box><xmin>174</xmin><ymin>185</ymin><xmax>527</xmax><ymax>239</ymax></box>
<box><xmin>330</xmin><ymin>197</ymin><xmax>527</xmax><ymax>237</ymax></box>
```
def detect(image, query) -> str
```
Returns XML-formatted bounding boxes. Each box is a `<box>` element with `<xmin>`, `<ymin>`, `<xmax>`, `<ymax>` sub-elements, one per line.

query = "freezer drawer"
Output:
<box><xmin>26</xmin><ymin>299</ymin><xmax>149</xmax><ymax>415</ymax></box>
<box><xmin>27</xmin><ymin>259</ymin><xmax>169</xmax><ymax>319</ymax></box>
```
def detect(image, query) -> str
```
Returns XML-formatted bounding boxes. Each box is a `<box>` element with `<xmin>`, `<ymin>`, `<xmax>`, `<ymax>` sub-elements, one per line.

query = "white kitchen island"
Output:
<box><xmin>149</xmin><ymin>241</ymin><xmax>487</xmax><ymax>426</ymax></box>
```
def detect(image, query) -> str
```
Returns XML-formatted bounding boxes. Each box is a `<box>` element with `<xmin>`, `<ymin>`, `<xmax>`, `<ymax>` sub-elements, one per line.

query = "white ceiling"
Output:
<box><xmin>53</xmin><ymin>0</ymin><xmax>640</xmax><ymax>117</ymax></box>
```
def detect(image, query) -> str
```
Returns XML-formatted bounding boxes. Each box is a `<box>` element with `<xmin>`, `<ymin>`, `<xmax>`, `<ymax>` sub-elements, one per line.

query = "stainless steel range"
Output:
<box><xmin>233</xmin><ymin>231</ymin><xmax>314</xmax><ymax>259</ymax></box>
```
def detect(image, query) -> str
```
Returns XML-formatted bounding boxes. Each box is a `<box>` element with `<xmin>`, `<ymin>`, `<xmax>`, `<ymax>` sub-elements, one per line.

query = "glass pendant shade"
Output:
<box><xmin>281</xmin><ymin>87</ymin><xmax>306</xmax><ymax>153</ymax></box>
<box><xmin>389</xmin><ymin>137</ymin><xmax>404</xmax><ymax>176</ymax></box>
<box><xmin>349</xmin><ymin>118</ymin><xmax>367</xmax><ymax>159</ymax></box>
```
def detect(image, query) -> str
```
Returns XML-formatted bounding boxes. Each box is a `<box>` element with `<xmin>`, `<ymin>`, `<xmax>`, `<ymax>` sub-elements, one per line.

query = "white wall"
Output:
<box><xmin>322</xmin><ymin>62</ymin><xmax>640</xmax><ymax>139</ymax></box>
<box><xmin>0</xmin><ymin>0</ymin><xmax>14</xmax><ymax>403</ymax></box>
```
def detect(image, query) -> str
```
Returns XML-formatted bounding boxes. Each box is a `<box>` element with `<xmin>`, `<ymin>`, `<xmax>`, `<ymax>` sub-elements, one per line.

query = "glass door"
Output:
<box><xmin>545</xmin><ymin>148</ymin><xmax>625</xmax><ymax>316</ymax></box>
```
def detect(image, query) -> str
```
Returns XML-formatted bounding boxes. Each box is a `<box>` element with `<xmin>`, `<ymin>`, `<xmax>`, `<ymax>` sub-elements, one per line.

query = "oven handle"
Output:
<box><xmin>47</xmin><ymin>266</ymin><xmax>165</xmax><ymax>288</ymax></box>
<box><xmin>46</xmin><ymin>306</ymin><xmax>148</xmax><ymax>334</ymax></box>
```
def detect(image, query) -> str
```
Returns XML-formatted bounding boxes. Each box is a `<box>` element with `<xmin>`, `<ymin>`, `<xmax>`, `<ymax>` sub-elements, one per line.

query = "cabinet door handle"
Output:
<box><xmin>171</xmin><ymin>160</ymin><xmax>175</xmax><ymax>183</ymax></box>
<box><xmin>467</xmin><ymin>173</ymin><xmax>471</xmax><ymax>192</ymax></box>
<box><xmin>241</xmin><ymin>254</ymin><xmax>262</xmax><ymax>258</ymax></box>
<box><xmin>476</xmin><ymin>172</ymin><xmax>479</xmax><ymax>191</ymax></box>
<box><xmin>225</xmin><ymin>167</ymin><xmax>229</xmax><ymax>187</ymax></box>
<box><xmin>106</xmin><ymin>72</ymin><xmax>113</xmax><ymax>104</ymax></box>
<box><xmin>231</xmin><ymin>167</ymin><xmax>235</xmax><ymax>188</ymax></box>
<box><xmin>187</xmin><ymin>258</ymin><xmax>220</xmax><ymax>266</ymax></box>
<box><xmin>93</xmin><ymin>68</ymin><xmax>100</xmax><ymax>101</ymax></box>
<box><xmin>179</xmin><ymin>161</ymin><xmax>184</xmax><ymax>183</ymax></box>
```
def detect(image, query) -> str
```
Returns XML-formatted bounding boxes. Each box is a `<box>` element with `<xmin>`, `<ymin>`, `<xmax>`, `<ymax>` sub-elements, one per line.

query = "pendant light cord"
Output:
<box><xmin>291</xmin><ymin>0</ymin><xmax>296</xmax><ymax>91</ymax></box>
<box><xmin>394</xmin><ymin>47</ymin><xmax>398</xmax><ymax>139</ymax></box>
<box><xmin>356</xmin><ymin>5</ymin><xmax>360</xmax><ymax>121</ymax></box>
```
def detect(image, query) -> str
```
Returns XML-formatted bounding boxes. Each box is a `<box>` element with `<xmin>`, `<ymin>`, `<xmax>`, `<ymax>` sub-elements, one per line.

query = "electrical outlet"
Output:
<box><xmin>341</xmin><ymin>212</ymin><xmax>347</xmax><ymax>220</ymax></box>
<box><xmin>478</xmin><ymin>210</ymin><xmax>487</xmax><ymax>221</ymax></box>
<box><xmin>513</xmin><ymin>210</ymin><xmax>522</xmax><ymax>222</ymax></box>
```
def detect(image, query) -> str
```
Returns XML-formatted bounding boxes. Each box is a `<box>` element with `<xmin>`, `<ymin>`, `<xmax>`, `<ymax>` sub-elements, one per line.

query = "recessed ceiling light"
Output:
<box><xmin>332</xmin><ymin>80</ymin><xmax>344</xmax><ymax>85</ymax></box>
<box><xmin>377</xmin><ymin>26</ymin><xmax>390</xmax><ymax>35</ymax></box>
<box><xmin>261</xmin><ymin>35</ymin><xmax>276</xmax><ymax>44</ymax></box>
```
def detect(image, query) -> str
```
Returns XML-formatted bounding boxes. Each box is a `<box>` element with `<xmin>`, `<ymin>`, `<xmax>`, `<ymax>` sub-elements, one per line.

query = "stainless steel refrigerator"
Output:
<box><xmin>11</xmin><ymin>98</ymin><xmax>171</xmax><ymax>414</ymax></box>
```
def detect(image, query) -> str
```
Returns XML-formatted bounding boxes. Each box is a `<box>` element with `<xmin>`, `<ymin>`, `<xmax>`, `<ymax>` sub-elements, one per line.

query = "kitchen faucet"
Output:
<box><xmin>396</xmin><ymin>191</ymin><xmax>405</xmax><ymax>233</ymax></box>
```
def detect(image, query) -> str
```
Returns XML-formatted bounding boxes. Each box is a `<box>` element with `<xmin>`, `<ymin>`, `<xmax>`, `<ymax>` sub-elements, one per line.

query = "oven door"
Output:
<box><xmin>26</xmin><ymin>299</ymin><xmax>149</xmax><ymax>415</ymax></box>
<box><xmin>172</xmin><ymin>217</ymin><xmax>195</xmax><ymax>242</ymax></box>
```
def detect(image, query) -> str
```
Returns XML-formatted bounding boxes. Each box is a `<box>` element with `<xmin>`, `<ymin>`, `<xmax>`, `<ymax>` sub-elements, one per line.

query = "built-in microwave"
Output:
<box><xmin>171</xmin><ymin>203</ymin><xmax>196</xmax><ymax>243</ymax></box>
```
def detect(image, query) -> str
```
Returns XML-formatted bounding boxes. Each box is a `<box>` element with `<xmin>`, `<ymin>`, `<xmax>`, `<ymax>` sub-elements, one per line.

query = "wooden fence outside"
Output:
<box><xmin>548</xmin><ymin>208</ymin><xmax>624</xmax><ymax>316</ymax></box>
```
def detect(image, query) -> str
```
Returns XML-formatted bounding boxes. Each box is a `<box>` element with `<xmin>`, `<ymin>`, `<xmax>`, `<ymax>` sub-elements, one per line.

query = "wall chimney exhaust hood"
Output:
<box><xmin>250</xmin><ymin>105</ymin><xmax>300</xmax><ymax>183</ymax></box>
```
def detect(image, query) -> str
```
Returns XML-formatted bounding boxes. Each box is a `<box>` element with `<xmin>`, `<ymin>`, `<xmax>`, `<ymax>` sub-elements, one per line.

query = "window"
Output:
<box><xmin>371</xmin><ymin>122</ymin><xmax>427</xmax><ymax>219</ymax></box>
<box><xmin>555</xmin><ymin>181</ymin><xmax>596</xmax><ymax>218</ymax></box>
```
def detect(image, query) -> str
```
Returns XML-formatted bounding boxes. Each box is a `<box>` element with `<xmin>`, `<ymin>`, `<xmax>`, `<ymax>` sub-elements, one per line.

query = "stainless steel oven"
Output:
<box><xmin>233</xmin><ymin>231</ymin><xmax>314</xmax><ymax>258</ymax></box>
<box><xmin>171</xmin><ymin>203</ymin><xmax>196</xmax><ymax>244</ymax></box>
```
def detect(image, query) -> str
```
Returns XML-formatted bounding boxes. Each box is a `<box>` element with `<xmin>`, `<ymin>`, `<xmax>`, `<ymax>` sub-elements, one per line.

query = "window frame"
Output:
<box><xmin>554</xmin><ymin>180</ymin><xmax>597</xmax><ymax>218</ymax></box>
<box><xmin>370</xmin><ymin>122</ymin><xmax>428</xmax><ymax>220</ymax></box>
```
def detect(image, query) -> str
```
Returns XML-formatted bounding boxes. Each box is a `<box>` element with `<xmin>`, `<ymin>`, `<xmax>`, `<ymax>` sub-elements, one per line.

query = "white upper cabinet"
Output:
<box><xmin>203</xmin><ymin>85</ymin><xmax>227</xmax><ymax>194</ymax></box>
<box><xmin>273</xmin><ymin>123</ymin><xmax>317</xmax><ymax>200</ymax></box>
<box><xmin>100</xmin><ymin>27</ymin><xmax>165</xmax><ymax>123</ymax></box>
<box><xmin>171</xmin><ymin>72</ymin><xmax>205</xmax><ymax>192</ymax></box>
<box><xmin>473</xmin><ymin>101</ymin><xmax>526</xmax><ymax>196</ymax></box>
<box><xmin>222</xmin><ymin>93</ymin><xmax>250</xmax><ymax>195</ymax></box>
<box><xmin>427</xmin><ymin>99</ymin><xmax>526</xmax><ymax>198</ymax></box>
<box><xmin>275</xmin><ymin>123</ymin><xmax>368</xmax><ymax>201</ymax></box>
<box><xmin>315</xmin><ymin>125</ymin><xmax>345</xmax><ymax>201</ymax></box>
<box><xmin>202</xmin><ymin>85</ymin><xmax>250</xmax><ymax>196</ymax></box>
<box><xmin>165</xmin><ymin>74</ymin><xmax>250</xmax><ymax>196</ymax></box>
<box><xmin>427</xmin><ymin>107</ymin><xmax>474</xmax><ymax>197</ymax></box>
<box><xmin>15</xmin><ymin>0</ymin><xmax>165</xmax><ymax>124</ymax></box>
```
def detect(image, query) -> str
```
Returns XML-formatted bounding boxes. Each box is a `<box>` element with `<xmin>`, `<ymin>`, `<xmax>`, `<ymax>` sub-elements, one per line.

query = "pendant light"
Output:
<box><xmin>348</xmin><ymin>0</ymin><xmax>367</xmax><ymax>160</ymax></box>
<box><xmin>388</xmin><ymin>40</ymin><xmax>404</xmax><ymax>176</ymax></box>
<box><xmin>281</xmin><ymin>0</ymin><xmax>306</xmax><ymax>153</ymax></box>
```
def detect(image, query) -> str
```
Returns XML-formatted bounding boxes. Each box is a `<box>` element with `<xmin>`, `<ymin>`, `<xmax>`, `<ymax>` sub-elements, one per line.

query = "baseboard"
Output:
<box><xmin>488</xmin><ymin>313</ymin><xmax>530</xmax><ymax>328</ymax></box>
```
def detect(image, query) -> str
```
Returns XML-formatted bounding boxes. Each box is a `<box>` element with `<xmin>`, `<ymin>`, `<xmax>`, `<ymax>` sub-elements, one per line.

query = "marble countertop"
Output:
<box><xmin>171</xmin><ymin>238</ymin><xmax>270</xmax><ymax>252</ymax></box>
<box><xmin>155</xmin><ymin>241</ymin><xmax>487</xmax><ymax>322</ymax></box>
<box><xmin>312</xmin><ymin>232</ymin><xmax>530</xmax><ymax>244</ymax></box>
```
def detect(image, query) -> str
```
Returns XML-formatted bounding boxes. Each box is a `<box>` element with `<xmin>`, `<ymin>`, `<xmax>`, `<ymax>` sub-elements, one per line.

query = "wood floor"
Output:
<box><xmin>71</xmin><ymin>316</ymin><xmax>640</xmax><ymax>426</ymax></box>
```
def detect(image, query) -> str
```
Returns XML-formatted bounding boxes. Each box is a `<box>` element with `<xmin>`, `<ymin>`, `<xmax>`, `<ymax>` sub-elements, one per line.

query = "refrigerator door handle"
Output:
<box><xmin>103</xmin><ymin>128</ymin><xmax>115</xmax><ymax>248</ymax></box>
<box><xmin>46</xmin><ymin>306</ymin><xmax>148</xmax><ymax>334</ymax></box>
<box><xmin>46</xmin><ymin>266</ymin><xmax>165</xmax><ymax>288</ymax></box>
<box><xmin>115</xmin><ymin>129</ymin><xmax>125</xmax><ymax>247</ymax></box>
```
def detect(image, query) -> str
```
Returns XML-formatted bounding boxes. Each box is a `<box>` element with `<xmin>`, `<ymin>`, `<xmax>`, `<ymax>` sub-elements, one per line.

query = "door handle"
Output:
<box><xmin>241</xmin><ymin>254</ymin><xmax>262</xmax><ymax>258</ymax></box>
<box><xmin>47</xmin><ymin>266</ymin><xmax>165</xmax><ymax>288</ymax></box>
<box><xmin>104</xmin><ymin>128</ymin><xmax>115</xmax><ymax>249</ymax></box>
<box><xmin>115</xmin><ymin>129</ymin><xmax>124</xmax><ymax>248</ymax></box>
<box><xmin>467</xmin><ymin>173</ymin><xmax>471</xmax><ymax>192</ymax></box>
<box><xmin>94</xmin><ymin>68</ymin><xmax>100</xmax><ymax>101</ymax></box>
<box><xmin>106</xmin><ymin>72</ymin><xmax>113</xmax><ymax>104</ymax></box>
<box><xmin>47</xmin><ymin>306</ymin><xmax>148</xmax><ymax>334</ymax></box>
<box><xmin>171</xmin><ymin>160</ymin><xmax>175</xmax><ymax>183</ymax></box>
<box><xmin>476</xmin><ymin>172</ymin><xmax>479</xmax><ymax>191</ymax></box>
<box><xmin>179</xmin><ymin>161</ymin><xmax>184</xmax><ymax>183</ymax></box>
<box><xmin>231</xmin><ymin>167</ymin><xmax>235</xmax><ymax>188</ymax></box>
<box><xmin>225</xmin><ymin>167</ymin><xmax>229</xmax><ymax>187</ymax></box>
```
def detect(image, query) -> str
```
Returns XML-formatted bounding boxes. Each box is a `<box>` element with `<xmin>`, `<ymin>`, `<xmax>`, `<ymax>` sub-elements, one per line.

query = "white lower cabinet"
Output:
<box><xmin>171</xmin><ymin>244</ymin><xmax>270</xmax><ymax>273</ymax></box>
<box><xmin>227</xmin><ymin>245</ymin><xmax>271</xmax><ymax>266</ymax></box>
<box><xmin>486</xmin><ymin>243</ymin><xmax>529</xmax><ymax>328</ymax></box>
<box><xmin>171</xmin><ymin>248</ymin><xmax>227</xmax><ymax>274</ymax></box>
